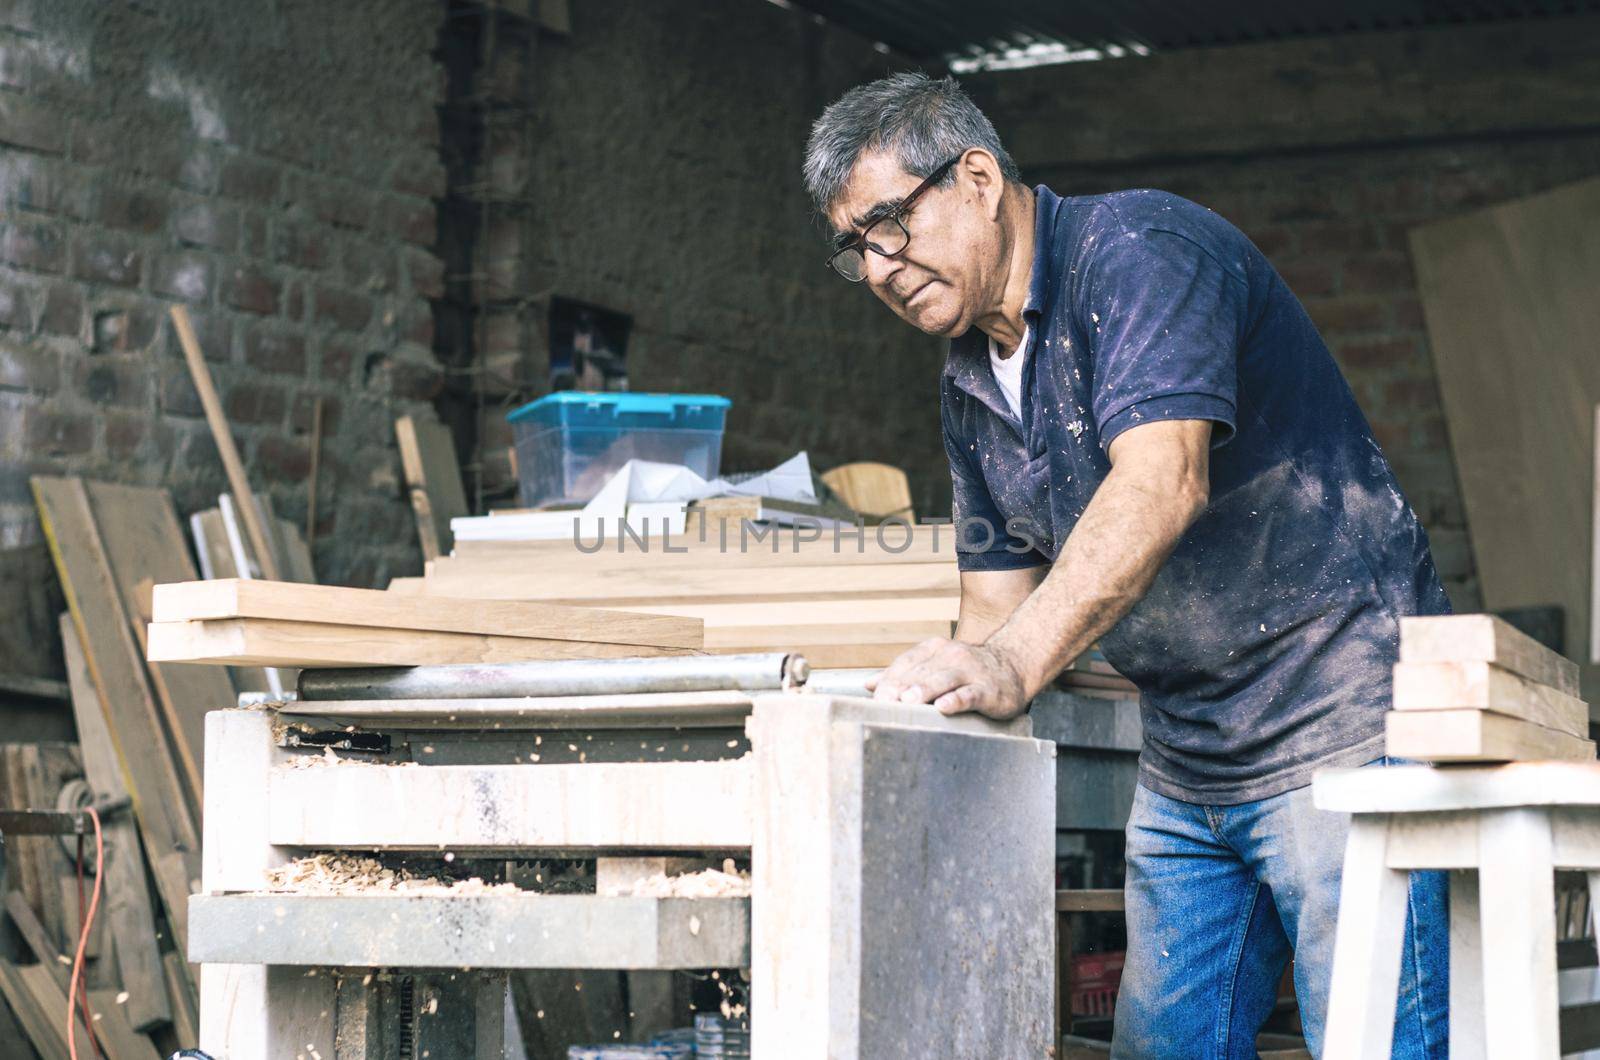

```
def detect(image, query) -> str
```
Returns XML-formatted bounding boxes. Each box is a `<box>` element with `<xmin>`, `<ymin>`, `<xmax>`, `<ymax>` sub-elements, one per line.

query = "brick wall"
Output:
<box><xmin>454</xmin><ymin>0</ymin><xmax>952</xmax><ymax>511</ymax></box>
<box><xmin>0</xmin><ymin>0</ymin><xmax>447</xmax><ymax>593</ymax></box>
<box><xmin>969</xmin><ymin>15</ymin><xmax>1600</xmax><ymax>611</ymax></box>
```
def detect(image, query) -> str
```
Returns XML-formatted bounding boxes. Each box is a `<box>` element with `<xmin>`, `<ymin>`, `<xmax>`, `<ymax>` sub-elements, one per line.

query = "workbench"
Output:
<box><xmin>189</xmin><ymin>678</ymin><xmax>1057</xmax><ymax>1058</ymax></box>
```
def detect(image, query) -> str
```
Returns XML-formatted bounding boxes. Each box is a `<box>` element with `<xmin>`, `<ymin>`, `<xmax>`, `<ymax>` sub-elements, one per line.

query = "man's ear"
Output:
<box><xmin>957</xmin><ymin>149</ymin><xmax>1005</xmax><ymax>221</ymax></box>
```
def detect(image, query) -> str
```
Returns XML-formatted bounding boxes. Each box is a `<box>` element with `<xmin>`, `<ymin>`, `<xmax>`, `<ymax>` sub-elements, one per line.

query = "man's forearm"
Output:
<box><xmin>986</xmin><ymin>456</ymin><xmax>1206</xmax><ymax>699</ymax></box>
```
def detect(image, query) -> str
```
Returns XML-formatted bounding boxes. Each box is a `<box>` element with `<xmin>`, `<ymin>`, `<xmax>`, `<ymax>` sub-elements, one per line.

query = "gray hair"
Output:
<box><xmin>803</xmin><ymin>72</ymin><xmax>1021</xmax><ymax>216</ymax></box>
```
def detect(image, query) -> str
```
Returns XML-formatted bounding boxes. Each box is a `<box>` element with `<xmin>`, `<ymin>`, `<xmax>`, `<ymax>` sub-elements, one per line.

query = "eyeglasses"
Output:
<box><xmin>827</xmin><ymin>156</ymin><xmax>961</xmax><ymax>282</ymax></box>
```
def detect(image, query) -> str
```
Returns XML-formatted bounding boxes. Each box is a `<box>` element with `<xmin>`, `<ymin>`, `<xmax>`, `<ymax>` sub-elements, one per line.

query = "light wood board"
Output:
<box><xmin>1400</xmin><ymin>614</ymin><xmax>1579</xmax><ymax>696</ymax></box>
<box><xmin>146</xmin><ymin>617</ymin><xmax>702</xmax><ymax>668</ymax></box>
<box><xmin>419</xmin><ymin>561</ymin><xmax>960</xmax><ymax>605</ymax></box>
<box><xmin>1392</xmin><ymin>660</ymin><xmax>1589</xmax><ymax>737</ymax></box>
<box><xmin>83</xmin><ymin>481</ymin><xmax>236</xmax><ymax>805</ymax></box>
<box><xmin>1409</xmin><ymin>178</ymin><xmax>1600</xmax><ymax>703</ymax></box>
<box><xmin>1385</xmin><ymin>708</ymin><xmax>1597</xmax><ymax>763</ymax></box>
<box><xmin>396</xmin><ymin>414</ymin><xmax>469</xmax><ymax>561</ymax></box>
<box><xmin>152</xmin><ymin>579</ymin><xmax>702</xmax><ymax>649</ymax></box>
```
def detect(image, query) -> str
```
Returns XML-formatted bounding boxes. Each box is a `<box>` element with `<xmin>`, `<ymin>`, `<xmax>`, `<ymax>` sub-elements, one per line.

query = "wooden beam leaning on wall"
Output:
<box><xmin>396</xmin><ymin>414</ymin><xmax>469</xmax><ymax>561</ymax></box>
<box><xmin>169</xmin><ymin>305</ymin><xmax>281</xmax><ymax>583</ymax></box>
<box><xmin>1387</xmin><ymin>614</ymin><xmax>1595</xmax><ymax>762</ymax></box>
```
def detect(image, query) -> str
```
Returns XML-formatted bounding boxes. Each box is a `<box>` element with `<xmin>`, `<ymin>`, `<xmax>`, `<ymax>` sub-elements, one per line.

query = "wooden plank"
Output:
<box><xmin>188</xmin><ymin>509</ymin><xmax>273</xmax><ymax>695</ymax></box>
<box><xmin>1593</xmin><ymin>402</ymin><xmax>1599</xmax><ymax>666</ymax></box>
<box><xmin>626</xmin><ymin>595</ymin><xmax>961</xmax><ymax>626</ymax></box>
<box><xmin>169</xmin><ymin>305</ymin><xmax>281</xmax><ymax>582</ymax></box>
<box><xmin>1400</xmin><ymin>614</ymin><xmax>1580</xmax><ymax>696</ymax></box>
<box><xmin>0</xmin><ymin>959</ymin><xmax>68</xmax><ymax>1060</ymax></box>
<box><xmin>701</xmin><ymin>621</ymin><xmax>952</xmax><ymax>650</ymax></box>
<box><xmin>85</xmin><ymin>481</ymin><xmax>237</xmax><ymax>805</ymax></box>
<box><xmin>1409</xmin><ymin>181</ymin><xmax>1600</xmax><ymax>701</ymax></box>
<box><xmin>0</xmin><ymin>747</ymin><xmax>48</xmax><ymax>952</ymax></box>
<box><xmin>420</xmin><ymin>561</ymin><xmax>961</xmax><ymax>604</ymax></box>
<box><xmin>1392</xmin><ymin>660</ymin><xmax>1589</xmax><ymax>737</ymax></box>
<box><xmin>162</xmin><ymin>950</ymin><xmax>198</xmax><ymax>1049</ymax></box>
<box><xmin>151</xmin><ymin>579</ymin><xmax>702</xmax><ymax>649</ymax></box>
<box><xmin>268</xmin><ymin>760</ymin><xmax>753</xmax><ymax>850</ymax></box>
<box><xmin>146</xmin><ymin>617</ymin><xmax>701</xmax><ymax>669</ymax></box>
<box><xmin>60</xmin><ymin>616</ymin><xmax>171</xmax><ymax>1033</ymax></box>
<box><xmin>396</xmin><ymin>415</ymin><xmax>469</xmax><ymax>562</ymax></box>
<box><xmin>15</xmin><ymin>745</ymin><xmax>66</xmax><ymax>955</ymax></box>
<box><xmin>1384</xmin><ymin>709</ymin><xmax>1597</xmax><ymax>763</ymax></box>
<box><xmin>0</xmin><ymin>898</ymin><xmax>159</xmax><ymax>1059</ymax></box>
<box><xmin>30</xmin><ymin>476</ymin><xmax>201</xmax><ymax>959</ymax></box>
<box><xmin>715</xmin><ymin>642</ymin><xmax>928</xmax><ymax>668</ymax></box>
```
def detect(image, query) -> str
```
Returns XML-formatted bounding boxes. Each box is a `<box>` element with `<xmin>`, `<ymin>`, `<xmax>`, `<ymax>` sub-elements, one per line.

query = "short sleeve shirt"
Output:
<box><xmin>940</xmin><ymin>187</ymin><xmax>1451</xmax><ymax>804</ymax></box>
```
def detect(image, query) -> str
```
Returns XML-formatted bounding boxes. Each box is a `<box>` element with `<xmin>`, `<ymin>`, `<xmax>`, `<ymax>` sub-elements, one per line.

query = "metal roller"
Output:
<box><xmin>297</xmin><ymin>652</ymin><xmax>810</xmax><ymax>701</ymax></box>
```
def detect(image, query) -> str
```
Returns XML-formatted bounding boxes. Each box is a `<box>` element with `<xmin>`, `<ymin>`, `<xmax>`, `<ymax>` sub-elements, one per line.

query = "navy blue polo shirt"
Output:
<box><xmin>943</xmin><ymin>186</ymin><xmax>1450</xmax><ymax>805</ymax></box>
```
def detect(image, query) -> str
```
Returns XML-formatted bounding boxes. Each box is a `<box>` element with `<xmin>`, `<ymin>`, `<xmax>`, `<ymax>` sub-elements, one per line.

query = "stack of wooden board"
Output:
<box><xmin>146</xmin><ymin>579</ymin><xmax>704</xmax><ymax>668</ymax></box>
<box><xmin>28</xmin><ymin>475</ymin><xmax>204</xmax><ymax>1056</ymax></box>
<box><xmin>401</xmin><ymin>521</ymin><xmax>963</xmax><ymax>668</ymax></box>
<box><xmin>1386</xmin><ymin>614</ymin><xmax>1595</xmax><ymax>762</ymax></box>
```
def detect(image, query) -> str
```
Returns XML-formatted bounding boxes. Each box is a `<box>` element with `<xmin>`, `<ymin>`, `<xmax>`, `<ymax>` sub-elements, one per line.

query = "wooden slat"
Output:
<box><xmin>1409</xmin><ymin>182</ymin><xmax>1600</xmax><ymax>699</ymax></box>
<box><xmin>1392</xmin><ymin>661</ymin><xmax>1589</xmax><ymax>737</ymax></box>
<box><xmin>170</xmin><ymin>305</ymin><xmax>281</xmax><ymax>582</ymax></box>
<box><xmin>626</xmin><ymin>596</ymin><xmax>960</xmax><ymax>626</ymax></box>
<box><xmin>162</xmin><ymin>950</ymin><xmax>198</xmax><ymax>1049</ymax></box>
<box><xmin>31</xmin><ymin>476</ymin><xmax>200</xmax><ymax>958</ymax></box>
<box><xmin>146</xmin><ymin>617</ymin><xmax>701</xmax><ymax>669</ymax></box>
<box><xmin>1385</xmin><ymin>709</ymin><xmax>1597</xmax><ymax>763</ymax></box>
<box><xmin>1400</xmin><ymin>614</ymin><xmax>1580</xmax><ymax>697</ymax></box>
<box><xmin>396</xmin><ymin>415</ymin><xmax>469</xmax><ymax>561</ymax></box>
<box><xmin>15</xmin><ymin>745</ymin><xmax>66</xmax><ymax>956</ymax></box>
<box><xmin>420</xmin><ymin>561</ymin><xmax>960</xmax><ymax>604</ymax></box>
<box><xmin>151</xmin><ymin>579</ymin><xmax>702</xmax><ymax>649</ymax></box>
<box><xmin>60</xmin><ymin>616</ymin><xmax>172</xmax><ymax>1032</ymax></box>
<box><xmin>85</xmin><ymin>481</ymin><xmax>237</xmax><ymax>805</ymax></box>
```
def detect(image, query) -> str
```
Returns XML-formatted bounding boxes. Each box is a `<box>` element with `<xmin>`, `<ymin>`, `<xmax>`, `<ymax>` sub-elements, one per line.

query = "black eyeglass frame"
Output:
<box><xmin>826</xmin><ymin>155</ymin><xmax>963</xmax><ymax>281</ymax></box>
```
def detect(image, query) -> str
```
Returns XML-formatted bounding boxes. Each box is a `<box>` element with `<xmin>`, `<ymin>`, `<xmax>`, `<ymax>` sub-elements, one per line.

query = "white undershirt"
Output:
<box><xmin>988</xmin><ymin>325</ymin><xmax>1031</xmax><ymax>420</ymax></box>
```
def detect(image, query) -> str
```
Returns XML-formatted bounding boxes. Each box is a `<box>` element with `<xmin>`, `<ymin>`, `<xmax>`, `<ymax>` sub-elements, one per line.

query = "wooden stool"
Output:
<box><xmin>1316</xmin><ymin>762</ymin><xmax>1600</xmax><ymax>1058</ymax></box>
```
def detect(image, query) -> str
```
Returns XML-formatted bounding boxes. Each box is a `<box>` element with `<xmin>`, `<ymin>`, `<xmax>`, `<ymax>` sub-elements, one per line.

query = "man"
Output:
<box><xmin>803</xmin><ymin>73</ymin><xmax>1449</xmax><ymax>1057</ymax></box>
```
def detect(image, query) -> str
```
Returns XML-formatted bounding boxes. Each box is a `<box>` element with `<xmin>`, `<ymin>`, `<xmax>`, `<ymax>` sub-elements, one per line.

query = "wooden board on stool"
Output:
<box><xmin>1400</xmin><ymin>614</ymin><xmax>1580</xmax><ymax>697</ymax></box>
<box><xmin>1386</xmin><ymin>709</ymin><xmax>1597</xmax><ymax>763</ymax></box>
<box><xmin>1393</xmin><ymin>661</ymin><xmax>1589</xmax><ymax>737</ymax></box>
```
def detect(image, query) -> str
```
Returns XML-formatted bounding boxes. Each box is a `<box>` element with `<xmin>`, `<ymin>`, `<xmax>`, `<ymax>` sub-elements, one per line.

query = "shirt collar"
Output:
<box><xmin>943</xmin><ymin>185</ymin><xmax>1060</xmax><ymax>425</ymax></box>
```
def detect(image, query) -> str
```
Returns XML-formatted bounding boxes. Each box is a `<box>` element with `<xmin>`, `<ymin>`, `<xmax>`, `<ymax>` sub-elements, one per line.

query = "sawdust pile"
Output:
<box><xmin>263</xmin><ymin>853</ymin><xmax>519</xmax><ymax>896</ymax></box>
<box><xmin>601</xmin><ymin>861</ymin><xmax>752</xmax><ymax>899</ymax></box>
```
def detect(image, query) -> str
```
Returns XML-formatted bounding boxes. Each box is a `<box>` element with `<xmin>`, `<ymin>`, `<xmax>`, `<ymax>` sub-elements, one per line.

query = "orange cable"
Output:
<box><xmin>66</xmin><ymin>807</ymin><xmax>103</xmax><ymax>1060</ymax></box>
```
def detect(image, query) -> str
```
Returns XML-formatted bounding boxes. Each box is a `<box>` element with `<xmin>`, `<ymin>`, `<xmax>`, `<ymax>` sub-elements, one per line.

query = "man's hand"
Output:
<box><xmin>865</xmin><ymin>637</ymin><xmax>1030</xmax><ymax>719</ymax></box>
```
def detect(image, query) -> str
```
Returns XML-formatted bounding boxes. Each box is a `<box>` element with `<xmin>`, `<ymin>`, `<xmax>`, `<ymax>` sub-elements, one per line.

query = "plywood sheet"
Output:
<box><xmin>1410</xmin><ymin>178</ymin><xmax>1600</xmax><ymax>703</ymax></box>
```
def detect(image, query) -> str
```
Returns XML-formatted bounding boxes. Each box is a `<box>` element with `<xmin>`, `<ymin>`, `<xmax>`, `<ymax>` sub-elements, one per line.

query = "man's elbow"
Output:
<box><xmin>1174</xmin><ymin>471</ymin><xmax>1209</xmax><ymax>526</ymax></box>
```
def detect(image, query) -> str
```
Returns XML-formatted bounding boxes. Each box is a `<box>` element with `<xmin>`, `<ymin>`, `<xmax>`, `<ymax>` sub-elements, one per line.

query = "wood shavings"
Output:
<box><xmin>262</xmin><ymin>853</ymin><xmax>518</xmax><ymax>896</ymax></box>
<box><xmin>600</xmin><ymin>864</ymin><xmax>752</xmax><ymax>899</ymax></box>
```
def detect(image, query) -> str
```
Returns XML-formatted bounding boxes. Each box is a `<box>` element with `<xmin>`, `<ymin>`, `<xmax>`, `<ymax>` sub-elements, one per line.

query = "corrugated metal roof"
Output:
<box><xmin>782</xmin><ymin>0</ymin><xmax>1600</xmax><ymax>67</ymax></box>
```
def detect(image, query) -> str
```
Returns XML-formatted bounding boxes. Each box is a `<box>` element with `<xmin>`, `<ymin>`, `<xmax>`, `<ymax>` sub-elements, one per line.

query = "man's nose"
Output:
<box><xmin>863</xmin><ymin>247</ymin><xmax>903</xmax><ymax>292</ymax></box>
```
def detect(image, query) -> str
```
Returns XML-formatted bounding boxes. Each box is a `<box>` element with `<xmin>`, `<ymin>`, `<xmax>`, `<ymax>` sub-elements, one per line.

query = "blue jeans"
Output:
<box><xmin>1110</xmin><ymin>765</ymin><xmax>1449</xmax><ymax>1058</ymax></box>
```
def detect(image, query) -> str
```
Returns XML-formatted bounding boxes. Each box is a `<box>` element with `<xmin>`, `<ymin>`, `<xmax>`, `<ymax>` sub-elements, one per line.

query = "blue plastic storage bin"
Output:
<box><xmin>507</xmin><ymin>391</ymin><xmax>731</xmax><ymax>508</ymax></box>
